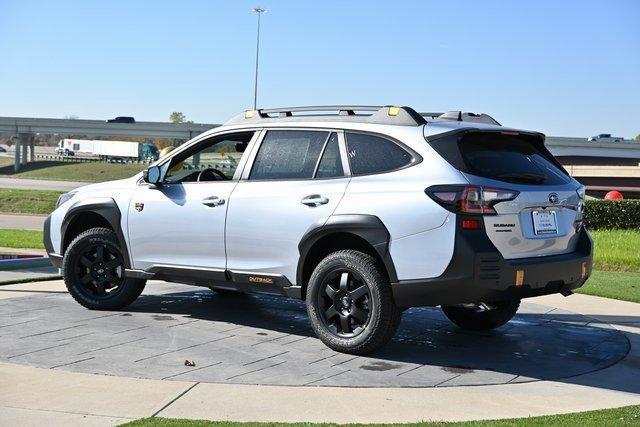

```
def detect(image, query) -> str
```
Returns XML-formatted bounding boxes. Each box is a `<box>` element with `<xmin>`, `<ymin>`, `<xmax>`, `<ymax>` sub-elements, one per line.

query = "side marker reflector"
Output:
<box><xmin>388</xmin><ymin>106</ymin><xmax>399</xmax><ymax>116</ymax></box>
<box><xmin>581</xmin><ymin>262</ymin><xmax>587</xmax><ymax>278</ymax></box>
<box><xmin>515</xmin><ymin>270</ymin><xmax>524</xmax><ymax>287</ymax></box>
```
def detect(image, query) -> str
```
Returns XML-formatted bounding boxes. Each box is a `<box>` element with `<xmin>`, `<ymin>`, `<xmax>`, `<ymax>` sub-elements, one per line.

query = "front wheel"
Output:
<box><xmin>441</xmin><ymin>300</ymin><xmax>520</xmax><ymax>331</ymax></box>
<box><xmin>306</xmin><ymin>250</ymin><xmax>402</xmax><ymax>355</ymax></box>
<box><xmin>62</xmin><ymin>227</ymin><xmax>145</xmax><ymax>310</ymax></box>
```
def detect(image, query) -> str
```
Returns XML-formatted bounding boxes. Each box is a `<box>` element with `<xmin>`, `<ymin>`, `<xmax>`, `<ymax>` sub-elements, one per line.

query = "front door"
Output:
<box><xmin>127</xmin><ymin>131</ymin><xmax>256</xmax><ymax>273</ymax></box>
<box><xmin>226</xmin><ymin>130</ymin><xmax>350</xmax><ymax>284</ymax></box>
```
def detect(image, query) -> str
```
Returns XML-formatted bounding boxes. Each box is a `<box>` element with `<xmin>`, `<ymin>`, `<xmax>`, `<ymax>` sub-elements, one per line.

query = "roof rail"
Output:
<box><xmin>435</xmin><ymin>111</ymin><xmax>501</xmax><ymax>126</ymax></box>
<box><xmin>224</xmin><ymin>105</ymin><xmax>427</xmax><ymax>126</ymax></box>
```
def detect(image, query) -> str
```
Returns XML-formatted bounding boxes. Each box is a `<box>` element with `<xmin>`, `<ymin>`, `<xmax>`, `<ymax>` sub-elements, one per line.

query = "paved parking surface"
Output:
<box><xmin>0</xmin><ymin>281</ymin><xmax>629</xmax><ymax>388</ymax></box>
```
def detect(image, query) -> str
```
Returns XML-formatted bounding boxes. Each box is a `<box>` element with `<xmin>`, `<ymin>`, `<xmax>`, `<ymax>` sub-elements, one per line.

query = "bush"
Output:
<box><xmin>584</xmin><ymin>200</ymin><xmax>640</xmax><ymax>230</ymax></box>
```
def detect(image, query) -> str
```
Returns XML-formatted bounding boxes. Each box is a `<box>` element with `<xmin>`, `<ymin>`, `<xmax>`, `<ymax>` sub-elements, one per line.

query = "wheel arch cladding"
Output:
<box><xmin>297</xmin><ymin>214</ymin><xmax>398</xmax><ymax>296</ymax></box>
<box><xmin>61</xmin><ymin>197</ymin><xmax>131</xmax><ymax>268</ymax></box>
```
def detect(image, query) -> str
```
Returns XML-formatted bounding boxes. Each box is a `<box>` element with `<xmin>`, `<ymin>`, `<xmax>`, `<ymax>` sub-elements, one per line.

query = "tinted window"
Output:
<box><xmin>458</xmin><ymin>134</ymin><xmax>570</xmax><ymax>185</ymax></box>
<box><xmin>250</xmin><ymin>130</ymin><xmax>328</xmax><ymax>180</ymax></box>
<box><xmin>315</xmin><ymin>133</ymin><xmax>344</xmax><ymax>178</ymax></box>
<box><xmin>164</xmin><ymin>132</ymin><xmax>253</xmax><ymax>183</ymax></box>
<box><xmin>346</xmin><ymin>133</ymin><xmax>413</xmax><ymax>175</ymax></box>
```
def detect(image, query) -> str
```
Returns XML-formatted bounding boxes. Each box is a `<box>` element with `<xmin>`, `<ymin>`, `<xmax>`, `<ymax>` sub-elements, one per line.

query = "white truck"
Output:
<box><xmin>56</xmin><ymin>139</ymin><xmax>159</xmax><ymax>161</ymax></box>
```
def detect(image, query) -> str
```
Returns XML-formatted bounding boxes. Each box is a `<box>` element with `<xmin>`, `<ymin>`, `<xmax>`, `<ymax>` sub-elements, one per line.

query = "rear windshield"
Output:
<box><xmin>429</xmin><ymin>131</ymin><xmax>570</xmax><ymax>185</ymax></box>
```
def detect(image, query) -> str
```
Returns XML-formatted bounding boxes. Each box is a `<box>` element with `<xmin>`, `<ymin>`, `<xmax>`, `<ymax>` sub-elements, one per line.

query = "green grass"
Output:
<box><xmin>0</xmin><ymin>229</ymin><xmax>44</xmax><ymax>249</ymax></box>
<box><xmin>590</xmin><ymin>229</ymin><xmax>640</xmax><ymax>273</ymax></box>
<box><xmin>0</xmin><ymin>188</ymin><xmax>62</xmax><ymax>215</ymax></box>
<box><xmin>577</xmin><ymin>270</ymin><xmax>640</xmax><ymax>303</ymax></box>
<box><xmin>0</xmin><ymin>158</ymin><xmax>145</xmax><ymax>183</ymax></box>
<box><xmin>123</xmin><ymin>405</ymin><xmax>640</xmax><ymax>426</ymax></box>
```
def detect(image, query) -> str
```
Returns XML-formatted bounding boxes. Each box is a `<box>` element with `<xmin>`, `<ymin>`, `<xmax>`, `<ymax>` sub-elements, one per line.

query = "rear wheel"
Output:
<box><xmin>306</xmin><ymin>250</ymin><xmax>402</xmax><ymax>355</ymax></box>
<box><xmin>441</xmin><ymin>300</ymin><xmax>520</xmax><ymax>331</ymax></box>
<box><xmin>62</xmin><ymin>227</ymin><xmax>145</xmax><ymax>310</ymax></box>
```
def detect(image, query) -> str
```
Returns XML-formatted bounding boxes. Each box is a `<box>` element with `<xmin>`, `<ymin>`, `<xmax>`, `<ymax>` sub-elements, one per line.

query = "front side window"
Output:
<box><xmin>345</xmin><ymin>132</ymin><xmax>414</xmax><ymax>175</ymax></box>
<box><xmin>164</xmin><ymin>132</ymin><xmax>253</xmax><ymax>183</ymax></box>
<box><xmin>250</xmin><ymin>130</ymin><xmax>329</xmax><ymax>180</ymax></box>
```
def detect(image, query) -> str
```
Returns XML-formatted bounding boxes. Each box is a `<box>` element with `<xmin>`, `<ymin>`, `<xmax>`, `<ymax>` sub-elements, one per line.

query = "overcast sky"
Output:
<box><xmin>1</xmin><ymin>0</ymin><xmax>639</xmax><ymax>137</ymax></box>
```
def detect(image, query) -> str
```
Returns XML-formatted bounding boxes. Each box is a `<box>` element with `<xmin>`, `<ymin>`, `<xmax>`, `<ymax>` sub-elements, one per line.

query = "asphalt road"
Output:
<box><xmin>0</xmin><ymin>214</ymin><xmax>46</xmax><ymax>231</ymax></box>
<box><xmin>0</xmin><ymin>177</ymin><xmax>88</xmax><ymax>192</ymax></box>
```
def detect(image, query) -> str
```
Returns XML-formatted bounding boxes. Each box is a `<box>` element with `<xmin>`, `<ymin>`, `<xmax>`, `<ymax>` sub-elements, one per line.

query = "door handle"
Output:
<box><xmin>202</xmin><ymin>196</ymin><xmax>225</xmax><ymax>207</ymax></box>
<box><xmin>301</xmin><ymin>194</ymin><xmax>329</xmax><ymax>206</ymax></box>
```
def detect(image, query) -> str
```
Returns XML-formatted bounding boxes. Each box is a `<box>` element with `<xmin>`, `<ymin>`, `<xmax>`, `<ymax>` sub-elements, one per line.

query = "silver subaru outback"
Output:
<box><xmin>44</xmin><ymin>106</ymin><xmax>593</xmax><ymax>354</ymax></box>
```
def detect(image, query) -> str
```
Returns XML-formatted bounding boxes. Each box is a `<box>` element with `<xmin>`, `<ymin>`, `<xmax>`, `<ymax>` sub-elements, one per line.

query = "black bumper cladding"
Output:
<box><xmin>43</xmin><ymin>215</ymin><xmax>62</xmax><ymax>268</ymax></box>
<box><xmin>392</xmin><ymin>222</ymin><xmax>593</xmax><ymax>308</ymax></box>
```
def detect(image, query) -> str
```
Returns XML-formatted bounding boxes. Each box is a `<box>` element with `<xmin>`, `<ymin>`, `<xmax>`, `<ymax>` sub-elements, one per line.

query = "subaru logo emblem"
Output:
<box><xmin>548</xmin><ymin>193</ymin><xmax>559</xmax><ymax>204</ymax></box>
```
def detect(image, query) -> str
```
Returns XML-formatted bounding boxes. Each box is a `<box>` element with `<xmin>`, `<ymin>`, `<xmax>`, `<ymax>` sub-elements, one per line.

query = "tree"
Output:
<box><xmin>170</xmin><ymin>112</ymin><xmax>187</xmax><ymax>123</ymax></box>
<box><xmin>636</xmin><ymin>134</ymin><xmax>640</xmax><ymax>142</ymax></box>
<box><xmin>154</xmin><ymin>138</ymin><xmax>173</xmax><ymax>150</ymax></box>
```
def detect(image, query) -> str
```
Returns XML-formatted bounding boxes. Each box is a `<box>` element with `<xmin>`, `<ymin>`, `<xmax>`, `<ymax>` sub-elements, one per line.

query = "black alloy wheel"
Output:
<box><xmin>74</xmin><ymin>241</ymin><xmax>124</xmax><ymax>298</ymax></box>
<box><xmin>318</xmin><ymin>269</ymin><xmax>371</xmax><ymax>337</ymax></box>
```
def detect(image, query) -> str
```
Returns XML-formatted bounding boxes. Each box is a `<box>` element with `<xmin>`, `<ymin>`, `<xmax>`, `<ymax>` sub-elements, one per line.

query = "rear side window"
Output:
<box><xmin>429</xmin><ymin>132</ymin><xmax>570</xmax><ymax>185</ymax></box>
<box><xmin>250</xmin><ymin>130</ymin><xmax>328</xmax><ymax>180</ymax></box>
<box><xmin>315</xmin><ymin>133</ymin><xmax>344</xmax><ymax>178</ymax></box>
<box><xmin>346</xmin><ymin>133</ymin><xmax>414</xmax><ymax>175</ymax></box>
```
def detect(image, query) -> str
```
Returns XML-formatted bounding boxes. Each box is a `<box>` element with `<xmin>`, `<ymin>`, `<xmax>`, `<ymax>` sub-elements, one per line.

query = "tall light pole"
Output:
<box><xmin>251</xmin><ymin>7</ymin><xmax>266</xmax><ymax>110</ymax></box>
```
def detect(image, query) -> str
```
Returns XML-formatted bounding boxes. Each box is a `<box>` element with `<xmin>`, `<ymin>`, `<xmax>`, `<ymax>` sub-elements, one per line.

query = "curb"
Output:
<box><xmin>0</xmin><ymin>257</ymin><xmax>53</xmax><ymax>271</ymax></box>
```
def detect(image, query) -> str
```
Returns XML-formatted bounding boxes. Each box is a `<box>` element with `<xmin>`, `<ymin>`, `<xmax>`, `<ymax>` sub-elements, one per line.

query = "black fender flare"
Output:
<box><xmin>296</xmin><ymin>214</ymin><xmax>398</xmax><ymax>286</ymax></box>
<box><xmin>61</xmin><ymin>197</ymin><xmax>131</xmax><ymax>268</ymax></box>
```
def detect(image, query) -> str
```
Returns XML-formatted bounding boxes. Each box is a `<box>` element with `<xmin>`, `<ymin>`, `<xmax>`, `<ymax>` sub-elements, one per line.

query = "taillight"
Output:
<box><xmin>426</xmin><ymin>185</ymin><xmax>519</xmax><ymax>215</ymax></box>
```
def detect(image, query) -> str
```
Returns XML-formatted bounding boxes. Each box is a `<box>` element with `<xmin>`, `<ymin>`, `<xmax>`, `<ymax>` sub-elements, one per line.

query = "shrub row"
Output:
<box><xmin>584</xmin><ymin>200</ymin><xmax>640</xmax><ymax>230</ymax></box>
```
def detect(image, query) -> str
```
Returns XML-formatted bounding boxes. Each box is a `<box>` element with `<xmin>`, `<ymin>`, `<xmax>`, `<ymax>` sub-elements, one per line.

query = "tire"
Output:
<box><xmin>441</xmin><ymin>300</ymin><xmax>521</xmax><ymax>331</ymax></box>
<box><xmin>62</xmin><ymin>227</ymin><xmax>145</xmax><ymax>310</ymax></box>
<box><xmin>306</xmin><ymin>250</ymin><xmax>402</xmax><ymax>355</ymax></box>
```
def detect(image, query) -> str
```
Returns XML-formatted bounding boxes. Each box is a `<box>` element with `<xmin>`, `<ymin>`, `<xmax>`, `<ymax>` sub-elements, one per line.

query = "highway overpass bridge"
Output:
<box><xmin>1</xmin><ymin>116</ymin><xmax>639</xmax><ymax>196</ymax></box>
<box><xmin>0</xmin><ymin>116</ymin><xmax>219</xmax><ymax>172</ymax></box>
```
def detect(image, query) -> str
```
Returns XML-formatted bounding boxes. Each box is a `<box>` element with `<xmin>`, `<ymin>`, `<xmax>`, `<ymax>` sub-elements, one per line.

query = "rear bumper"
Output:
<box><xmin>392</xmin><ymin>223</ymin><xmax>593</xmax><ymax>308</ymax></box>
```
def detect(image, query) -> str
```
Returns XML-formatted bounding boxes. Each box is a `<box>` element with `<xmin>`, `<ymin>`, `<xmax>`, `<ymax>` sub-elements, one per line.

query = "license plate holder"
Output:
<box><xmin>532</xmin><ymin>210</ymin><xmax>558</xmax><ymax>235</ymax></box>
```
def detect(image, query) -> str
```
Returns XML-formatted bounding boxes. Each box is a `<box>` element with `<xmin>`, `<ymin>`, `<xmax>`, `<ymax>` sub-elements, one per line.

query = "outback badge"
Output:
<box><xmin>135</xmin><ymin>202</ymin><xmax>144</xmax><ymax>212</ymax></box>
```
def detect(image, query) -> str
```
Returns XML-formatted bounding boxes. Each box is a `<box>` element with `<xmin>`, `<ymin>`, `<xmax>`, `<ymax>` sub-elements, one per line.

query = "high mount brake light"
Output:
<box><xmin>426</xmin><ymin>185</ymin><xmax>519</xmax><ymax>215</ymax></box>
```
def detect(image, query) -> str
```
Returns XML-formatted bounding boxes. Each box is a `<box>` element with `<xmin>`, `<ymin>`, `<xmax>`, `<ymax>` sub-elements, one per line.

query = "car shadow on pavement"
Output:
<box><xmin>123</xmin><ymin>287</ymin><xmax>639</xmax><ymax>393</ymax></box>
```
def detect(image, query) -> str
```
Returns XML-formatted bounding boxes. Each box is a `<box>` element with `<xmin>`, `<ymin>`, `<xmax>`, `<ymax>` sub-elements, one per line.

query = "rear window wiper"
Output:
<box><xmin>496</xmin><ymin>172</ymin><xmax>546</xmax><ymax>184</ymax></box>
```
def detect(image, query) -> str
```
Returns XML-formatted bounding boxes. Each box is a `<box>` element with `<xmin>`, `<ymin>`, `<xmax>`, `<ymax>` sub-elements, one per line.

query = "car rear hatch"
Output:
<box><xmin>425</xmin><ymin>129</ymin><xmax>585</xmax><ymax>260</ymax></box>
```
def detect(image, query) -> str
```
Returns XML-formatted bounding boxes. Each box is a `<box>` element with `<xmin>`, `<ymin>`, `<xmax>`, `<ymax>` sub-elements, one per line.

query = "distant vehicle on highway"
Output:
<box><xmin>107</xmin><ymin>116</ymin><xmax>136</xmax><ymax>124</ymax></box>
<box><xmin>56</xmin><ymin>139</ymin><xmax>158</xmax><ymax>161</ymax></box>
<box><xmin>587</xmin><ymin>133</ymin><xmax>623</xmax><ymax>143</ymax></box>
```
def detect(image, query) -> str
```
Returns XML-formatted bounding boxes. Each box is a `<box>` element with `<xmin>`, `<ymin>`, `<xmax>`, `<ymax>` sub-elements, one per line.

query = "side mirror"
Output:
<box><xmin>143</xmin><ymin>165</ymin><xmax>162</xmax><ymax>186</ymax></box>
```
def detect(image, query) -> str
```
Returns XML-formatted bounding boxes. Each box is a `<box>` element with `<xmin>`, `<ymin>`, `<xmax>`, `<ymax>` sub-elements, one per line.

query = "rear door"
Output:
<box><xmin>429</xmin><ymin>130</ymin><xmax>584</xmax><ymax>259</ymax></box>
<box><xmin>225</xmin><ymin>129</ymin><xmax>350</xmax><ymax>284</ymax></box>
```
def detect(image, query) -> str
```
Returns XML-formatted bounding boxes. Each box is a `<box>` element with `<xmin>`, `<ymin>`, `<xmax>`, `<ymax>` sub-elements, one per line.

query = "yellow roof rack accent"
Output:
<box><xmin>244</xmin><ymin>110</ymin><xmax>255</xmax><ymax>119</ymax></box>
<box><xmin>388</xmin><ymin>106</ymin><xmax>400</xmax><ymax>116</ymax></box>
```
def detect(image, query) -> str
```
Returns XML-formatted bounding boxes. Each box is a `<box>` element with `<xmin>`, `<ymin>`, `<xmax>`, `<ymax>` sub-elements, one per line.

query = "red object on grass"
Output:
<box><xmin>604</xmin><ymin>191</ymin><xmax>624</xmax><ymax>200</ymax></box>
